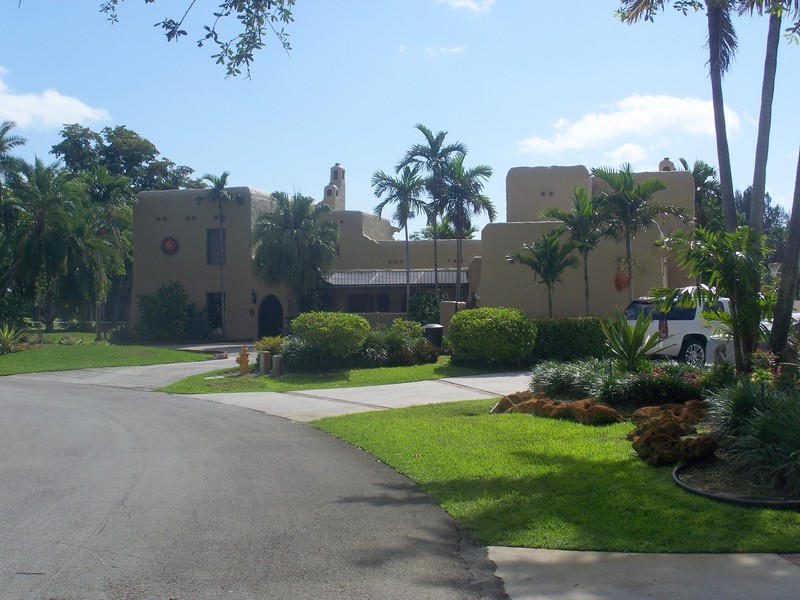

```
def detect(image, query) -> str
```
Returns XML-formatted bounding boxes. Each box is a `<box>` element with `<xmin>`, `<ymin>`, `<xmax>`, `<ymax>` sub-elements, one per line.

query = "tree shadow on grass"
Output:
<box><xmin>418</xmin><ymin>451</ymin><xmax>800</xmax><ymax>553</ymax></box>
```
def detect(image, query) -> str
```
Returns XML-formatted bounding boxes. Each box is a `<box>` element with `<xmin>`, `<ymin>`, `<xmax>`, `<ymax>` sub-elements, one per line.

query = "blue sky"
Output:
<box><xmin>2</xmin><ymin>1</ymin><xmax>798</xmax><ymax>236</ymax></box>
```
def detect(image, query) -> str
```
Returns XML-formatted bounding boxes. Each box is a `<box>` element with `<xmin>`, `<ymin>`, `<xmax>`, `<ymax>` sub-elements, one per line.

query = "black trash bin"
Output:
<box><xmin>423</xmin><ymin>323</ymin><xmax>444</xmax><ymax>348</ymax></box>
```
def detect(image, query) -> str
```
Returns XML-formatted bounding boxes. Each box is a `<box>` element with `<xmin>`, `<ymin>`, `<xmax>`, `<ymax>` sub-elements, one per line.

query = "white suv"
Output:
<box><xmin>623</xmin><ymin>293</ymin><xmax>731</xmax><ymax>368</ymax></box>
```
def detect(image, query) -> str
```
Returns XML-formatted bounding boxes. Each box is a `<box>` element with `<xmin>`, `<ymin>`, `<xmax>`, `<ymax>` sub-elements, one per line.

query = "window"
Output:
<box><xmin>207</xmin><ymin>229</ymin><xmax>225</xmax><ymax>265</ymax></box>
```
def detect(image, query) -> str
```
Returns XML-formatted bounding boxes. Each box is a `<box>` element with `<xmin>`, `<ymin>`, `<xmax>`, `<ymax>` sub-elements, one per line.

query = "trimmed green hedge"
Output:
<box><xmin>532</xmin><ymin>317</ymin><xmax>610</xmax><ymax>363</ymax></box>
<box><xmin>291</xmin><ymin>311</ymin><xmax>370</xmax><ymax>359</ymax></box>
<box><xmin>449</xmin><ymin>307</ymin><xmax>537</xmax><ymax>368</ymax></box>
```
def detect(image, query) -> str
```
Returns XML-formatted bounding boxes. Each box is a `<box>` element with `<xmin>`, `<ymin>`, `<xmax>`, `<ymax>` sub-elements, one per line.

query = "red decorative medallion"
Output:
<box><xmin>161</xmin><ymin>236</ymin><xmax>179</xmax><ymax>256</ymax></box>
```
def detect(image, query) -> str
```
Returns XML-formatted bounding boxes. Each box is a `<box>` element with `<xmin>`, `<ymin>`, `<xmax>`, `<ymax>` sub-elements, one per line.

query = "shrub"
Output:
<box><xmin>531</xmin><ymin>317</ymin><xmax>609</xmax><ymax>362</ymax></box>
<box><xmin>0</xmin><ymin>322</ymin><xmax>28</xmax><ymax>355</ymax></box>
<box><xmin>408</xmin><ymin>293</ymin><xmax>439</xmax><ymax>325</ymax></box>
<box><xmin>390</xmin><ymin>318</ymin><xmax>424</xmax><ymax>340</ymax></box>
<box><xmin>697</xmin><ymin>360</ymin><xmax>736</xmax><ymax>392</ymax></box>
<box><xmin>136</xmin><ymin>281</ymin><xmax>204</xmax><ymax>341</ymax></box>
<box><xmin>254</xmin><ymin>335</ymin><xmax>284</xmax><ymax>354</ymax></box>
<box><xmin>291</xmin><ymin>311</ymin><xmax>370</xmax><ymax>363</ymax></box>
<box><xmin>708</xmin><ymin>384</ymin><xmax>800</xmax><ymax>497</ymax></box>
<box><xmin>280</xmin><ymin>336</ymin><xmax>328</xmax><ymax>372</ymax></box>
<box><xmin>449</xmin><ymin>307</ymin><xmax>536</xmax><ymax>368</ymax></box>
<box><xmin>413</xmin><ymin>338</ymin><xmax>440</xmax><ymax>364</ymax></box>
<box><xmin>58</xmin><ymin>335</ymin><xmax>83</xmax><ymax>346</ymax></box>
<box><xmin>598</xmin><ymin>367</ymin><xmax>700</xmax><ymax>409</ymax></box>
<box><xmin>531</xmin><ymin>358</ymin><xmax>609</xmax><ymax>399</ymax></box>
<box><xmin>600</xmin><ymin>309</ymin><xmax>662</xmax><ymax>372</ymax></box>
<box><xmin>358</xmin><ymin>331</ymin><xmax>392</xmax><ymax>368</ymax></box>
<box><xmin>0</xmin><ymin>293</ymin><xmax>28</xmax><ymax>327</ymax></box>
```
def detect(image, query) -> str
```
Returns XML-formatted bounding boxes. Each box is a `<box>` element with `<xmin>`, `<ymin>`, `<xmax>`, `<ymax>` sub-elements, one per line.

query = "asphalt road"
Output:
<box><xmin>0</xmin><ymin>370</ymin><xmax>505</xmax><ymax>599</ymax></box>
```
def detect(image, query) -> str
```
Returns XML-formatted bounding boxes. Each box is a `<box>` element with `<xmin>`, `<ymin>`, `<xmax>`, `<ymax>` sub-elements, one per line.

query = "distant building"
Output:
<box><xmin>129</xmin><ymin>162</ymin><xmax>694</xmax><ymax>340</ymax></box>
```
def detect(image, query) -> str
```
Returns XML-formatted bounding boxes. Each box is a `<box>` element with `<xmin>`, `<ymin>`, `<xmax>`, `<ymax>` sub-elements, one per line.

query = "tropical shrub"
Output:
<box><xmin>0</xmin><ymin>323</ymin><xmax>28</xmax><ymax>355</ymax></box>
<box><xmin>449</xmin><ymin>307</ymin><xmax>536</xmax><ymax>368</ymax></box>
<box><xmin>408</xmin><ymin>293</ymin><xmax>439</xmax><ymax>325</ymax></box>
<box><xmin>136</xmin><ymin>280</ymin><xmax>204</xmax><ymax>341</ymax></box>
<box><xmin>707</xmin><ymin>384</ymin><xmax>800</xmax><ymax>497</ymax></box>
<box><xmin>598</xmin><ymin>365</ymin><xmax>701</xmax><ymax>409</ymax></box>
<box><xmin>390</xmin><ymin>318</ymin><xmax>424</xmax><ymax>340</ymax></box>
<box><xmin>291</xmin><ymin>311</ymin><xmax>370</xmax><ymax>362</ymax></box>
<box><xmin>601</xmin><ymin>308</ymin><xmax>662</xmax><ymax>372</ymax></box>
<box><xmin>280</xmin><ymin>336</ymin><xmax>328</xmax><ymax>372</ymax></box>
<box><xmin>531</xmin><ymin>358</ymin><xmax>609</xmax><ymax>399</ymax></box>
<box><xmin>357</xmin><ymin>320</ymin><xmax>438</xmax><ymax>368</ymax></box>
<box><xmin>254</xmin><ymin>335</ymin><xmax>284</xmax><ymax>354</ymax></box>
<box><xmin>58</xmin><ymin>334</ymin><xmax>83</xmax><ymax>345</ymax></box>
<box><xmin>531</xmin><ymin>317</ymin><xmax>609</xmax><ymax>362</ymax></box>
<box><xmin>0</xmin><ymin>293</ymin><xmax>28</xmax><ymax>327</ymax></box>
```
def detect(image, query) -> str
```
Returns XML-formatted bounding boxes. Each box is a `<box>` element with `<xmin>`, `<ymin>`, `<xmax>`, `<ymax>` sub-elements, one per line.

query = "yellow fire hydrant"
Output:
<box><xmin>235</xmin><ymin>345</ymin><xmax>250</xmax><ymax>375</ymax></box>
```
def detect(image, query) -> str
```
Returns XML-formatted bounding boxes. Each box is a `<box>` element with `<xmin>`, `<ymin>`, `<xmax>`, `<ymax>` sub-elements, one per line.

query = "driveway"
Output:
<box><xmin>0</xmin><ymin>367</ymin><xmax>506</xmax><ymax>599</ymax></box>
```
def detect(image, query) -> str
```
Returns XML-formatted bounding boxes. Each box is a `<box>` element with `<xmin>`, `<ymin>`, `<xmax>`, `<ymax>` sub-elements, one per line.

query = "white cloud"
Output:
<box><xmin>0</xmin><ymin>69</ymin><xmax>110</xmax><ymax>130</ymax></box>
<box><xmin>436</xmin><ymin>0</ymin><xmax>495</xmax><ymax>12</ymax></box>
<box><xmin>424</xmin><ymin>45</ymin><xmax>466</xmax><ymax>57</ymax></box>
<box><xmin>399</xmin><ymin>45</ymin><xmax>466</xmax><ymax>57</ymax></box>
<box><xmin>604</xmin><ymin>143</ymin><xmax>650</xmax><ymax>165</ymax></box>
<box><xmin>518</xmin><ymin>94</ymin><xmax>741</xmax><ymax>155</ymax></box>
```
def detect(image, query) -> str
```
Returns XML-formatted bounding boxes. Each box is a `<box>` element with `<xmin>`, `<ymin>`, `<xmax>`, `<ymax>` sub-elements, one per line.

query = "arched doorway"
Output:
<box><xmin>258</xmin><ymin>295</ymin><xmax>283</xmax><ymax>338</ymax></box>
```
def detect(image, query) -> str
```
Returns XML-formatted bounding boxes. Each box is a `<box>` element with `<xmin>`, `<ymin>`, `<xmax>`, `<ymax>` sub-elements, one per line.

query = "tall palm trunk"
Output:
<box><xmin>582</xmin><ymin>250</ymin><xmax>590</xmax><ymax>316</ymax></box>
<box><xmin>770</xmin><ymin>148</ymin><xmax>800</xmax><ymax>358</ymax></box>
<box><xmin>626</xmin><ymin>233</ymin><xmax>635</xmax><ymax>303</ymax></box>
<box><xmin>432</xmin><ymin>212</ymin><xmax>440</xmax><ymax>300</ymax></box>
<box><xmin>707</xmin><ymin>1</ymin><xmax>737</xmax><ymax>233</ymax></box>
<box><xmin>404</xmin><ymin>227</ymin><xmax>411</xmax><ymax>314</ymax></box>
<box><xmin>749</xmin><ymin>11</ymin><xmax>782</xmax><ymax>234</ymax></box>
<box><xmin>455</xmin><ymin>206</ymin><xmax>463</xmax><ymax>302</ymax></box>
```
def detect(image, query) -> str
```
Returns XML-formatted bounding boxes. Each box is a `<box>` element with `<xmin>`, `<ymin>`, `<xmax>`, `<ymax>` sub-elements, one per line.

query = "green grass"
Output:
<box><xmin>0</xmin><ymin>342</ymin><xmax>210</xmax><ymax>375</ymax></box>
<box><xmin>313</xmin><ymin>399</ymin><xmax>800</xmax><ymax>553</ymax></box>
<box><xmin>160</xmin><ymin>356</ymin><xmax>496</xmax><ymax>394</ymax></box>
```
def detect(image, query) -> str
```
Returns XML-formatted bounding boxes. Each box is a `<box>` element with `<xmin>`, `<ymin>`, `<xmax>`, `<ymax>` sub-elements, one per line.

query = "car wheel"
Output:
<box><xmin>679</xmin><ymin>338</ymin><xmax>706</xmax><ymax>368</ymax></box>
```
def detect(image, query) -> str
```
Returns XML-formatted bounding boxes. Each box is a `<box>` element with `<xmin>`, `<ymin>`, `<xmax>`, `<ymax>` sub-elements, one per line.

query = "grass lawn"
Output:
<box><xmin>313</xmin><ymin>399</ymin><xmax>800</xmax><ymax>553</ymax></box>
<box><xmin>160</xmin><ymin>356</ymin><xmax>497</xmax><ymax>394</ymax></box>
<box><xmin>0</xmin><ymin>342</ymin><xmax>210</xmax><ymax>376</ymax></box>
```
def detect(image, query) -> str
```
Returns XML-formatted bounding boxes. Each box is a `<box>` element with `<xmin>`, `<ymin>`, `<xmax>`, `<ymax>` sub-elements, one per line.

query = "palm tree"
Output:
<box><xmin>251</xmin><ymin>192</ymin><xmax>340</xmax><ymax>316</ymax></box>
<box><xmin>0</xmin><ymin>121</ymin><xmax>26</xmax><ymax>205</ymax></box>
<box><xmin>198</xmin><ymin>171</ymin><xmax>241</xmax><ymax>337</ymax></box>
<box><xmin>770</xmin><ymin>147</ymin><xmax>800</xmax><ymax>359</ymax></box>
<box><xmin>592</xmin><ymin>164</ymin><xmax>685</xmax><ymax>302</ymax></box>
<box><xmin>80</xmin><ymin>167</ymin><xmax>135</xmax><ymax>340</ymax></box>
<box><xmin>441</xmin><ymin>154</ymin><xmax>496</xmax><ymax>301</ymax></box>
<box><xmin>617</xmin><ymin>1</ymin><xmax>738</xmax><ymax>232</ymax></box>
<box><xmin>540</xmin><ymin>187</ymin><xmax>606</xmax><ymax>316</ymax></box>
<box><xmin>506</xmin><ymin>228</ymin><xmax>578</xmax><ymax>318</ymax></box>
<box><xmin>372</xmin><ymin>165</ymin><xmax>427</xmax><ymax>313</ymax></box>
<box><xmin>397</xmin><ymin>124</ymin><xmax>466</xmax><ymax>300</ymax></box>
<box><xmin>679</xmin><ymin>158</ymin><xmax>723</xmax><ymax>231</ymax></box>
<box><xmin>2</xmin><ymin>158</ymin><xmax>80</xmax><ymax>329</ymax></box>
<box><xmin>410</xmin><ymin>215</ymin><xmax>479</xmax><ymax>240</ymax></box>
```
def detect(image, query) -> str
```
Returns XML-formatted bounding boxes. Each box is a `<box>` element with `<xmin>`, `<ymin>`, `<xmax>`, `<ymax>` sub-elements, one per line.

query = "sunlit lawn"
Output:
<box><xmin>313</xmin><ymin>399</ymin><xmax>800</xmax><ymax>553</ymax></box>
<box><xmin>0</xmin><ymin>341</ymin><xmax>209</xmax><ymax>376</ymax></box>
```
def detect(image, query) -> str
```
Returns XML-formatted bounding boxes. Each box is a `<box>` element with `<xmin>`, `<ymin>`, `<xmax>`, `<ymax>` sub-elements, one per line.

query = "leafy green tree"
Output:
<box><xmin>372</xmin><ymin>165</ymin><xmax>427</xmax><ymax>313</ymax></box>
<box><xmin>52</xmin><ymin>124</ymin><xmax>202</xmax><ymax>191</ymax></box>
<box><xmin>506</xmin><ymin>228</ymin><xmax>578</xmax><ymax>318</ymax></box>
<box><xmin>99</xmin><ymin>0</ymin><xmax>297</xmax><ymax>77</ymax></box>
<box><xmin>251</xmin><ymin>192</ymin><xmax>340</xmax><ymax>315</ymax></box>
<box><xmin>442</xmin><ymin>154</ymin><xmax>496</xmax><ymax>302</ymax></box>
<box><xmin>540</xmin><ymin>187</ymin><xmax>606</xmax><ymax>316</ymax></box>
<box><xmin>198</xmin><ymin>171</ymin><xmax>241</xmax><ymax>337</ymax></box>
<box><xmin>592</xmin><ymin>163</ymin><xmax>685</xmax><ymax>302</ymax></box>
<box><xmin>397</xmin><ymin>124</ymin><xmax>466</xmax><ymax>299</ymax></box>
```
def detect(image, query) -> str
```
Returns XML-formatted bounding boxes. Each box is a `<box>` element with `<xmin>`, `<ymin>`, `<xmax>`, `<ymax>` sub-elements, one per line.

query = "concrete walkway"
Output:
<box><xmin>168</xmin><ymin>361</ymin><xmax>800</xmax><ymax>600</ymax></box>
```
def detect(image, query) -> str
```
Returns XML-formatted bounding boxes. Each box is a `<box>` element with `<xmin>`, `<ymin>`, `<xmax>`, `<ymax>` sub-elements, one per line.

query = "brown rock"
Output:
<box><xmin>506</xmin><ymin>396</ymin><xmax>621</xmax><ymax>425</ymax></box>
<box><xmin>490</xmin><ymin>396</ymin><xmax>516</xmax><ymax>414</ymax></box>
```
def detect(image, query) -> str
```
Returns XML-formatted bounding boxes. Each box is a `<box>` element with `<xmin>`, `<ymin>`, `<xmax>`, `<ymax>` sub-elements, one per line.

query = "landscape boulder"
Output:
<box><xmin>628</xmin><ymin>400</ymin><xmax>717</xmax><ymax>466</ymax></box>
<box><xmin>491</xmin><ymin>391</ymin><xmax>622</xmax><ymax>425</ymax></box>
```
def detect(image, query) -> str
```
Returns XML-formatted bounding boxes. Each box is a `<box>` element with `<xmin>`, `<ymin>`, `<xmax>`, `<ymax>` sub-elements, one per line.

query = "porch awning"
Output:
<box><xmin>323</xmin><ymin>269</ymin><xmax>463</xmax><ymax>287</ymax></box>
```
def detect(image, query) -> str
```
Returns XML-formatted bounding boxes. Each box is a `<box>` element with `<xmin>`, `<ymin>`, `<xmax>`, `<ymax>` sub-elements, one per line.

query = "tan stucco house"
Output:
<box><xmin>129</xmin><ymin>161</ymin><xmax>694</xmax><ymax>340</ymax></box>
